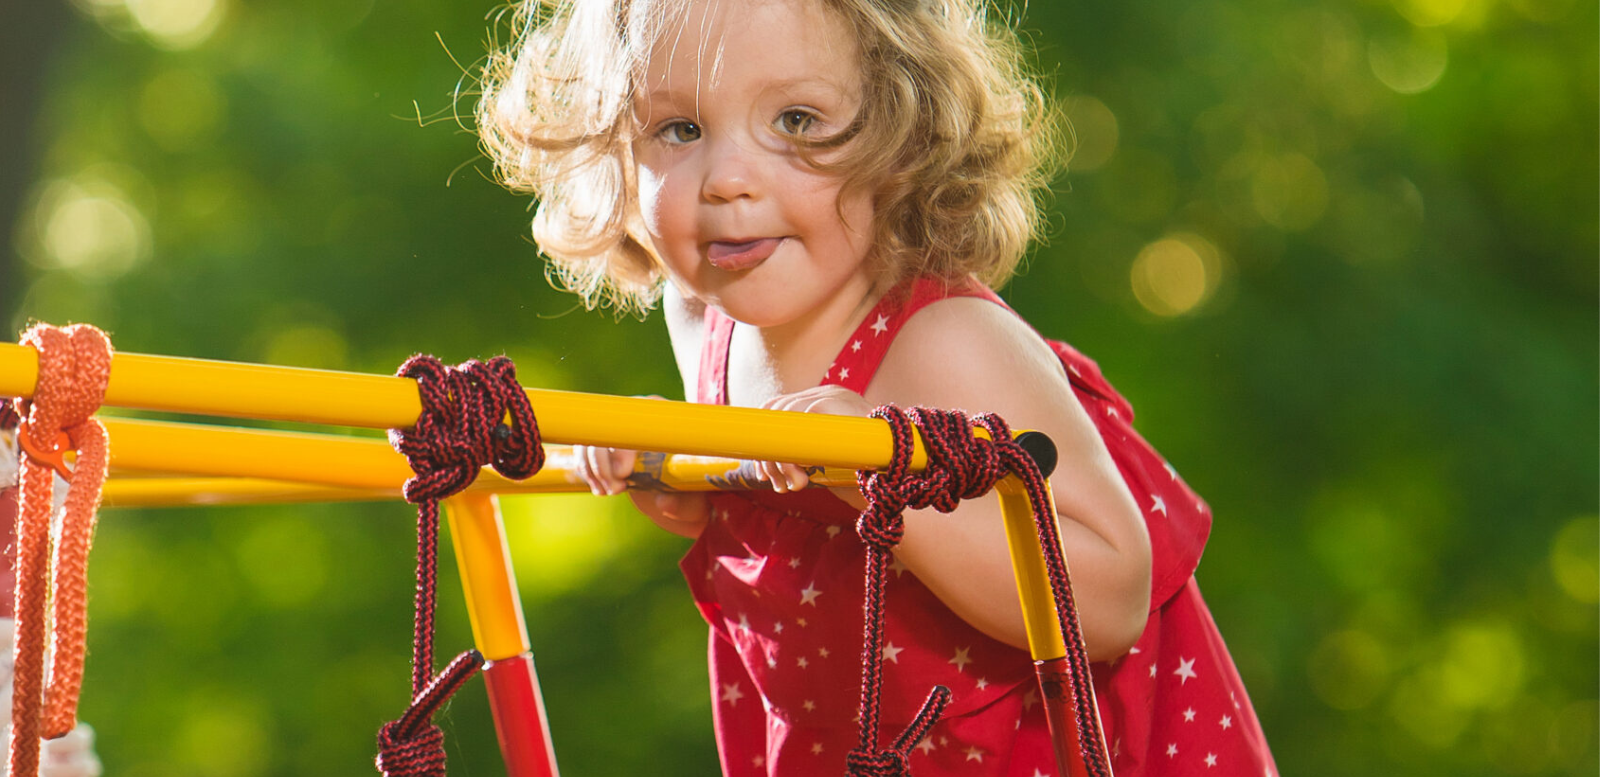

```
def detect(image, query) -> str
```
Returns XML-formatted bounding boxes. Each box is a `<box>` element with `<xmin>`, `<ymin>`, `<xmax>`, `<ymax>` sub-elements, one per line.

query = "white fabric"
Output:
<box><xmin>0</xmin><ymin>619</ymin><xmax>104</xmax><ymax>777</ymax></box>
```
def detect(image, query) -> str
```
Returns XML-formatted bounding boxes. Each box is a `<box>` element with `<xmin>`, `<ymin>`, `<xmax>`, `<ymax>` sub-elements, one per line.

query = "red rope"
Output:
<box><xmin>8</xmin><ymin>324</ymin><xmax>112</xmax><ymax>777</ymax></box>
<box><xmin>848</xmin><ymin>406</ymin><xmax>1110</xmax><ymax>777</ymax></box>
<box><xmin>378</xmin><ymin>354</ymin><xmax>544</xmax><ymax>777</ymax></box>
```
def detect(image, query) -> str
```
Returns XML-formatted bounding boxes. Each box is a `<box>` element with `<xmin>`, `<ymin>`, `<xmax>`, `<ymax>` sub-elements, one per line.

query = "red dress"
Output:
<box><xmin>682</xmin><ymin>278</ymin><xmax>1277</xmax><ymax>777</ymax></box>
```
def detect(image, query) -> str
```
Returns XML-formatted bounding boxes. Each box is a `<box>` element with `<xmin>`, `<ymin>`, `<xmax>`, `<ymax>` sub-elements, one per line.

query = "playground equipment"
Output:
<box><xmin>0</xmin><ymin>327</ymin><xmax>1109</xmax><ymax>777</ymax></box>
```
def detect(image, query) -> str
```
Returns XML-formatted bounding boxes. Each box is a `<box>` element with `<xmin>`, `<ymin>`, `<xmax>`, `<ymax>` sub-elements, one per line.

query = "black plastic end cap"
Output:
<box><xmin>1014</xmin><ymin>431</ymin><xmax>1058</xmax><ymax>478</ymax></box>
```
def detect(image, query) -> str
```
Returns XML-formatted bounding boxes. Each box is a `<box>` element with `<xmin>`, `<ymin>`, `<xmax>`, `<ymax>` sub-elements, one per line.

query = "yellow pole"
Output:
<box><xmin>93</xmin><ymin>417</ymin><xmax>862</xmax><ymax>506</ymax></box>
<box><xmin>995</xmin><ymin>476</ymin><xmax>1068</xmax><ymax>661</ymax></box>
<box><xmin>443</xmin><ymin>494</ymin><xmax>530</xmax><ymax>662</ymax></box>
<box><xmin>0</xmin><ymin>343</ymin><xmax>926</xmax><ymax>470</ymax></box>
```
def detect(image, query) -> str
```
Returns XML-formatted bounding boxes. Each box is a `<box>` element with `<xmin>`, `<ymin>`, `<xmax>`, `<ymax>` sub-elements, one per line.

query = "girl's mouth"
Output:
<box><xmin>706</xmin><ymin>237</ymin><xmax>782</xmax><ymax>271</ymax></box>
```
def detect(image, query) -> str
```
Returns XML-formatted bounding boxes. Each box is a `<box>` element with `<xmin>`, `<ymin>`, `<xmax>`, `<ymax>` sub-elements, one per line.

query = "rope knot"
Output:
<box><xmin>389</xmin><ymin>355</ymin><xmax>542</xmax><ymax>504</ymax></box>
<box><xmin>845</xmin><ymin>749</ymin><xmax>909</xmax><ymax>777</ymax></box>
<box><xmin>375</xmin><ymin>722</ymin><xmax>447</xmax><ymax>777</ymax></box>
<box><xmin>8</xmin><ymin>323</ymin><xmax>114</xmax><ymax>777</ymax></box>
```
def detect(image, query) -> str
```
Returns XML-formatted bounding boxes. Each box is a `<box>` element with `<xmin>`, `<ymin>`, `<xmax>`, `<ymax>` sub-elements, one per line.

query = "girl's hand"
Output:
<box><xmin>572</xmin><ymin>444</ymin><xmax>712</xmax><ymax>538</ymax></box>
<box><xmin>754</xmin><ymin>385</ymin><xmax>872</xmax><ymax>493</ymax></box>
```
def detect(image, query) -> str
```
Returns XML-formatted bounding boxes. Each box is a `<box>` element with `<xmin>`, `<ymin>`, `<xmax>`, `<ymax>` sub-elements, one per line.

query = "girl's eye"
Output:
<box><xmin>660</xmin><ymin>121</ymin><xmax>702</xmax><ymax>144</ymax></box>
<box><xmin>774</xmin><ymin>109</ymin><xmax>816</xmax><ymax>136</ymax></box>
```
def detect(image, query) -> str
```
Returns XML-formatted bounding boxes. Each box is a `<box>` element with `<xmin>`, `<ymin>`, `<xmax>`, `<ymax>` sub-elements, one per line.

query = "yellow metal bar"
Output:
<box><xmin>445</xmin><ymin>493</ymin><xmax>531</xmax><ymax>662</ymax></box>
<box><xmin>95</xmin><ymin>417</ymin><xmax>861</xmax><ymax>506</ymax></box>
<box><xmin>996</xmin><ymin>475</ymin><xmax>1068</xmax><ymax>661</ymax></box>
<box><xmin>0</xmin><ymin>343</ymin><xmax>925</xmax><ymax>470</ymax></box>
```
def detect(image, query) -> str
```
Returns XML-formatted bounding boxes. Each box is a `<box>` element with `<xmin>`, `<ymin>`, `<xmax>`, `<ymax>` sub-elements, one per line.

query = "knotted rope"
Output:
<box><xmin>848</xmin><ymin>406</ymin><xmax>1109</xmax><ymax>777</ymax></box>
<box><xmin>378</xmin><ymin>354</ymin><xmax>543</xmax><ymax>777</ymax></box>
<box><xmin>7</xmin><ymin>324</ymin><xmax>112</xmax><ymax>777</ymax></box>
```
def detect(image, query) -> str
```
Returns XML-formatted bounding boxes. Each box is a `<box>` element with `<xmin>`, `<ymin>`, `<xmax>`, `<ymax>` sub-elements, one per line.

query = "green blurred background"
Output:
<box><xmin>0</xmin><ymin>0</ymin><xmax>1595</xmax><ymax>774</ymax></box>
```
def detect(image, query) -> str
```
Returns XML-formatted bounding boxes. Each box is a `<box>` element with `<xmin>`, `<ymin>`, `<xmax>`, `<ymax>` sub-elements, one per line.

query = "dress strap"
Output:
<box><xmin>821</xmin><ymin>276</ymin><xmax>999</xmax><ymax>395</ymax></box>
<box><xmin>697</xmin><ymin>305</ymin><xmax>736</xmax><ymax>406</ymax></box>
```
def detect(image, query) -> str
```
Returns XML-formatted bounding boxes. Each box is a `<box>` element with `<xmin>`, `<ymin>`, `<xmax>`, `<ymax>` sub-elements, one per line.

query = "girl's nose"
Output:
<box><xmin>700</xmin><ymin>137</ymin><xmax>761</xmax><ymax>203</ymax></box>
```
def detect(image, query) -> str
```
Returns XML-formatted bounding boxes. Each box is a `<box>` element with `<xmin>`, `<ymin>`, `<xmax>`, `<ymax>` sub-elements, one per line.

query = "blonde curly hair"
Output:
<box><xmin>478</xmin><ymin>0</ymin><xmax>1064</xmax><ymax>315</ymax></box>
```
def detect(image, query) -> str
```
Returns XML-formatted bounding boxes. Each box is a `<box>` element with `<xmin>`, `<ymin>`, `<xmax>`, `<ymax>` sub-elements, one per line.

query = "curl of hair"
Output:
<box><xmin>478</xmin><ymin>0</ymin><xmax>1064</xmax><ymax>314</ymax></box>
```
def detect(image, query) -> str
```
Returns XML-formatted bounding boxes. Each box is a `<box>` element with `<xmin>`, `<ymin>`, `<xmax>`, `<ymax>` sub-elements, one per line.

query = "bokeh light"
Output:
<box><xmin>139</xmin><ymin>68</ymin><xmax>226</xmax><ymax>150</ymax></box>
<box><xmin>1129</xmin><ymin>233</ymin><xmax>1226</xmax><ymax>317</ymax></box>
<box><xmin>1368</xmin><ymin>29</ymin><xmax>1449</xmax><ymax>94</ymax></box>
<box><xmin>1063</xmin><ymin>95</ymin><xmax>1119</xmax><ymax>172</ymax></box>
<box><xmin>1251</xmin><ymin>152</ymin><xmax>1329</xmax><ymax>231</ymax></box>
<box><xmin>25</xmin><ymin>174</ymin><xmax>151</xmax><ymax>280</ymax></box>
<box><xmin>1550</xmin><ymin>516</ymin><xmax>1599</xmax><ymax>604</ymax></box>
<box><xmin>1308</xmin><ymin>629</ymin><xmax>1392</xmax><ymax>710</ymax></box>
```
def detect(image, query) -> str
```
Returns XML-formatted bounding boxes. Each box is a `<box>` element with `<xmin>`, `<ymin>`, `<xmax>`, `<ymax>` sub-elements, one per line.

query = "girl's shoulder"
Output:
<box><xmin>866</xmin><ymin>292</ymin><xmax>1074</xmax><ymax>415</ymax></box>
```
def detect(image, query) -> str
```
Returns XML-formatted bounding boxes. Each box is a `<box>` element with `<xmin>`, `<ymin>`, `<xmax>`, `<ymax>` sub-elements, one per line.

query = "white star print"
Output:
<box><xmin>826</xmin><ymin>525</ymin><xmax>841</xmax><ymax>538</ymax></box>
<box><xmin>839</xmin><ymin>367</ymin><xmax>850</xmax><ymax>380</ymax></box>
<box><xmin>870</xmin><ymin>314</ymin><xmax>890</xmax><ymax>336</ymax></box>
<box><xmin>1150</xmin><ymin>494</ymin><xmax>1167</xmax><ymax>515</ymax></box>
<box><xmin>1173</xmin><ymin>657</ymin><xmax>1198</xmax><ymax>685</ymax></box>
<box><xmin>811</xmin><ymin>743</ymin><xmax>823</xmax><ymax>755</ymax></box>
<box><xmin>1164</xmin><ymin>461</ymin><xmax>1178</xmax><ymax>480</ymax></box>
<box><xmin>797</xmin><ymin>618</ymin><xmax>808</xmax><ymax>627</ymax></box>
<box><xmin>1129</xmin><ymin>646</ymin><xmax>1141</xmax><ymax>654</ymax></box>
<box><xmin>975</xmin><ymin>677</ymin><xmax>989</xmax><ymax>690</ymax></box>
<box><xmin>888</xmin><ymin>556</ymin><xmax>909</xmax><ymax>577</ymax></box>
<box><xmin>736</xmin><ymin>614</ymin><xmax>751</xmax><ymax>633</ymax></box>
<box><xmin>949</xmin><ymin>647</ymin><xmax>973</xmax><ymax>672</ymax></box>
<box><xmin>1183</xmin><ymin>707</ymin><xmax>1196</xmax><ymax>722</ymax></box>
<box><xmin>1022</xmin><ymin>688</ymin><xmax>1038</xmax><ymax>710</ymax></box>
<box><xmin>800</xmin><ymin>583</ymin><xmax>822</xmax><ymax>606</ymax></box>
<box><xmin>1149</xmin><ymin>663</ymin><xmax>1157</xmax><ymax>678</ymax></box>
<box><xmin>818</xmin><ymin>647</ymin><xmax>830</xmax><ymax>657</ymax></box>
<box><xmin>1106</xmin><ymin>406</ymin><xmax>1120</xmax><ymax>419</ymax></box>
<box><xmin>803</xmin><ymin>699</ymin><xmax>816</xmax><ymax>712</ymax></box>
<box><xmin>964</xmin><ymin>746</ymin><xmax>985</xmax><ymax>763</ymax></box>
<box><xmin>1205</xmin><ymin>753</ymin><xmax>1217</xmax><ymax>768</ymax></box>
<box><xmin>788</xmin><ymin>557</ymin><xmax>801</xmax><ymax>568</ymax></box>
<box><xmin>1166</xmin><ymin>743</ymin><xmax>1178</xmax><ymax>758</ymax></box>
<box><xmin>721</xmin><ymin>683</ymin><xmax>744</xmax><ymax>705</ymax></box>
<box><xmin>1032</xmin><ymin>770</ymin><xmax>1050</xmax><ymax>777</ymax></box>
<box><xmin>915</xmin><ymin>737</ymin><xmax>935</xmax><ymax>754</ymax></box>
<box><xmin>766</xmin><ymin>656</ymin><xmax>777</xmax><ymax>668</ymax></box>
<box><xmin>851</xmin><ymin>340</ymin><xmax>862</xmax><ymax>352</ymax></box>
<box><xmin>1220</xmin><ymin>715</ymin><xmax>1233</xmax><ymax>730</ymax></box>
<box><xmin>753</xmin><ymin>755</ymin><xmax>764</xmax><ymax>767</ymax></box>
<box><xmin>797</xmin><ymin>656</ymin><xmax>809</xmax><ymax>668</ymax></box>
<box><xmin>882</xmin><ymin>642</ymin><xmax>905</xmax><ymax>663</ymax></box>
<box><xmin>774</xmin><ymin>622</ymin><xmax>784</xmax><ymax>634</ymax></box>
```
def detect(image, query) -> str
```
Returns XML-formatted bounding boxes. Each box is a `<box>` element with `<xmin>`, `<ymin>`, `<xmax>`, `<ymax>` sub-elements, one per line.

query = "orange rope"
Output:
<box><xmin>8</xmin><ymin>324</ymin><xmax>111</xmax><ymax>777</ymax></box>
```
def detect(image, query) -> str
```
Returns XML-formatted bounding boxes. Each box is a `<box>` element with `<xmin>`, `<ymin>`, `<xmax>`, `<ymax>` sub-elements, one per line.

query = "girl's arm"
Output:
<box><xmin>763</xmin><ymin>297</ymin><xmax>1152</xmax><ymax>662</ymax></box>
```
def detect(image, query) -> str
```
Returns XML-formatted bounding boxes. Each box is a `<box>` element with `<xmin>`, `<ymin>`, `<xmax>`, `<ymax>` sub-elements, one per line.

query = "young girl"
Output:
<box><xmin>479</xmin><ymin>1</ymin><xmax>1276</xmax><ymax>775</ymax></box>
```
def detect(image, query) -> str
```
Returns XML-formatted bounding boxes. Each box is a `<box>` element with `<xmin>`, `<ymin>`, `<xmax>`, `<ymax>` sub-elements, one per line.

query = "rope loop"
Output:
<box><xmin>851</xmin><ymin>404</ymin><xmax>1111</xmax><ymax>777</ymax></box>
<box><xmin>375</xmin><ymin>650</ymin><xmax>482</xmax><ymax>777</ymax></box>
<box><xmin>380</xmin><ymin>353</ymin><xmax>541</xmax><ymax>777</ymax></box>
<box><xmin>8</xmin><ymin>323</ymin><xmax>113</xmax><ymax>777</ymax></box>
<box><xmin>390</xmin><ymin>354</ymin><xmax>543</xmax><ymax>505</ymax></box>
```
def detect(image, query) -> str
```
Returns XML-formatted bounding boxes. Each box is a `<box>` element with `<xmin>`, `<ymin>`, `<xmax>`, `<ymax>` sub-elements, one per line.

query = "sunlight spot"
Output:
<box><xmin>500</xmin><ymin>493</ymin><xmax>646</xmax><ymax>595</ymax></box>
<box><xmin>1368</xmin><ymin>29</ymin><xmax>1448</xmax><ymax>94</ymax></box>
<box><xmin>1063</xmin><ymin>95</ymin><xmax>1119</xmax><ymax>172</ymax></box>
<box><xmin>1392</xmin><ymin>0</ymin><xmax>1470</xmax><ymax>26</ymax></box>
<box><xmin>1308</xmin><ymin>629</ymin><xmax>1391</xmax><ymax>710</ymax></box>
<box><xmin>139</xmin><ymin>68</ymin><xmax>225</xmax><ymax>149</ymax></box>
<box><xmin>1439</xmin><ymin>621</ymin><xmax>1524</xmax><ymax>710</ymax></box>
<box><xmin>1550</xmin><ymin>516</ymin><xmax>1599</xmax><ymax>604</ymax></box>
<box><xmin>1251</xmin><ymin>152</ymin><xmax>1328</xmax><ymax>231</ymax></box>
<box><xmin>1129</xmin><ymin>233</ymin><xmax>1225</xmax><ymax>317</ymax></box>
<box><xmin>30</xmin><ymin>175</ymin><xmax>151</xmax><ymax>280</ymax></box>
<box><xmin>126</xmin><ymin>0</ymin><xmax>227</xmax><ymax>49</ymax></box>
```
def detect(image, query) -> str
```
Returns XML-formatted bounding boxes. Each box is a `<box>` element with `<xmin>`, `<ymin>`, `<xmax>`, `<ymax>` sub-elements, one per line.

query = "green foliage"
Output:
<box><xmin>2</xmin><ymin>0</ymin><xmax>1595</xmax><ymax>774</ymax></box>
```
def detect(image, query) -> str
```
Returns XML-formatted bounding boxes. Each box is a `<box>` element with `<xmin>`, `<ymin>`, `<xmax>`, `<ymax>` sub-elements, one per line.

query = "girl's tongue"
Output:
<box><xmin>707</xmin><ymin>238</ymin><xmax>781</xmax><ymax>271</ymax></box>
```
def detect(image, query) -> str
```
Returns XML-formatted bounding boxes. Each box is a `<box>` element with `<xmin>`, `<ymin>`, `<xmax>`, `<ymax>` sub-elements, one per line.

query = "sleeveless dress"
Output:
<box><xmin>681</xmin><ymin>277</ymin><xmax>1277</xmax><ymax>777</ymax></box>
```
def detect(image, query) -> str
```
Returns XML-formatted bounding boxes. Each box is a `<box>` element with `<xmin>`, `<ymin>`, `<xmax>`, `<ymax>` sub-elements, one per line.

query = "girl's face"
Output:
<box><xmin>632</xmin><ymin>0</ymin><xmax>876</xmax><ymax>332</ymax></box>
